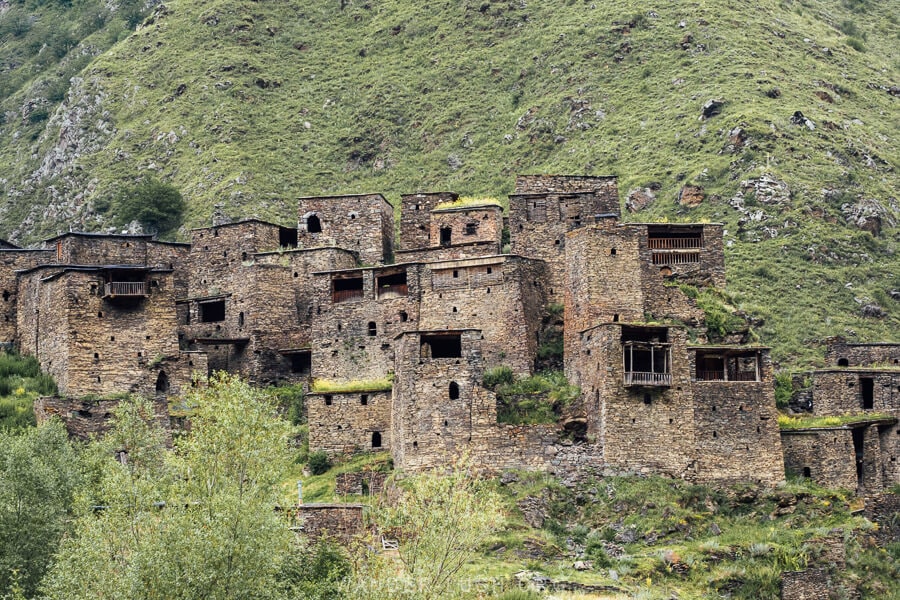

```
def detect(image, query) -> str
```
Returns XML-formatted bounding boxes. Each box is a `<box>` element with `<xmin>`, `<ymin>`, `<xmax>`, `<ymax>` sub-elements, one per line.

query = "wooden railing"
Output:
<box><xmin>104</xmin><ymin>282</ymin><xmax>148</xmax><ymax>297</ymax></box>
<box><xmin>377</xmin><ymin>284</ymin><xmax>408</xmax><ymax>299</ymax></box>
<box><xmin>648</xmin><ymin>237</ymin><xmax>702</xmax><ymax>250</ymax></box>
<box><xmin>652</xmin><ymin>252</ymin><xmax>701</xmax><ymax>265</ymax></box>
<box><xmin>332</xmin><ymin>288</ymin><xmax>364</xmax><ymax>303</ymax></box>
<box><xmin>696</xmin><ymin>370</ymin><xmax>726</xmax><ymax>381</ymax></box>
<box><xmin>624</xmin><ymin>371</ymin><xmax>672</xmax><ymax>386</ymax></box>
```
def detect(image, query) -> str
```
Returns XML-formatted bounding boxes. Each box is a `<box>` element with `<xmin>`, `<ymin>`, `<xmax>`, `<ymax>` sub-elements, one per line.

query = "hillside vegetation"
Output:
<box><xmin>0</xmin><ymin>0</ymin><xmax>898</xmax><ymax>365</ymax></box>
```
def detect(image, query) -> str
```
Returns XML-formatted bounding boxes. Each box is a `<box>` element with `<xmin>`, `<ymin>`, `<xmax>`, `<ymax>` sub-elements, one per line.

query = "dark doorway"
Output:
<box><xmin>290</xmin><ymin>352</ymin><xmax>311</xmax><ymax>375</ymax></box>
<box><xmin>439</xmin><ymin>227</ymin><xmax>452</xmax><ymax>247</ymax></box>
<box><xmin>199</xmin><ymin>300</ymin><xmax>225</xmax><ymax>323</ymax></box>
<box><xmin>307</xmin><ymin>214</ymin><xmax>322</xmax><ymax>233</ymax></box>
<box><xmin>852</xmin><ymin>427</ymin><xmax>865</xmax><ymax>489</ymax></box>
<box><xmin>861</xmin><ymin>377</ymin><xmax>874</xmax><ymax>409</ymax></box>
<box><xmin>155</xmin><ymin>371</ymin><xmax>169</xmax><ymax>396</ymax></box>
<box><xmin>838</xmin><ymin>357</ymin><xmax>849</xmax><ymax>367</ymax></box>
<box><xmin>449</xmin><ymin>382</ymin><xmax>460</xmax><ymax>400</ymax></box>
<box><xmin>371</xmin><ymin>431</ymin><xmax>382</xmax><ymax>448</ymax></box>
<box><xmin>279</xmin><ymin>227</ymin><xmax>298</xmax><ymax>248</ymax></box>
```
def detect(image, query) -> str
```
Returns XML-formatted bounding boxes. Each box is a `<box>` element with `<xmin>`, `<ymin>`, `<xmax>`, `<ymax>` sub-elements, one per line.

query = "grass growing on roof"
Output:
<box><xmin>433</xmin><ymin>196</ymin><xmax>503</xmax><ymax>211</ymax></box>
<box><xmin>310</xmin><ymin>376</ymin><xmax>393</xmax><ymax>393</ymax></box>
<box><xmin>778</xmin><ymin>412</ymin><xmax>895</xmax><ymax>430</ymax></box>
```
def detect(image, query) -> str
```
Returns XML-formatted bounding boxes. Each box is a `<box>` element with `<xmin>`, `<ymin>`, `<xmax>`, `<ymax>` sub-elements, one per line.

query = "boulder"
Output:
<box><xmin>678</xmin><ymin>185</ymin><xmax>705</xmax><ymax>207</ymax></box>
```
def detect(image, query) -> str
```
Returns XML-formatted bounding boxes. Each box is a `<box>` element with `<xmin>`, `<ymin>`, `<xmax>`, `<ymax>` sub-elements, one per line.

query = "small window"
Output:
<box><xmin>324</xmin><ymin>395</ymin><xmax>333</xmax><ymax>406</ymax></box>
<box><xmin>361</xmin><ymin>394</ymin><xmax>369</xmax><ymax>405</ymax></box>
<box><xmin>371</xmin><ymin>431</ymin><xmax>382</xmax><ymax>448</ymax></box>
<box><xmin>465</xmin><ymin>222</ymin><xmax>477</xmax><ymax>235</ymax></box>
<box><xmin>399</xmin><ymin>311</ymin><xmax>408</xmax><ymax>323</ymax></box>
<box><xmin>368</xmin><ymin>321</ymin><xmax>377</xmax><ymax>336</ymax></box>
<box><xmin>486</xmin><ymin>267</ymin><xmax>492</xmax><ymax>274</ymax></box>
<box><xmin>838</xmin><ymin>358</ymin><xmax>849</xmax><ymax>367</ymax></box>
<box><xmin>440</xmin><ymin>227</ymin><xmax>452</xmax><ymax>246</ymax></box>
<box><xmin>1</xmin><ymin>291</ymin><xmax>8</xmax><ymax>302</ymax></box>
<box><xmin>802</xmin><ymin>467</ymin><xmax>811</xmax><ymax>478</ymax></box>
<box><xmin>449</xmin><ymin>382</ymin><xmax>460</xmax><ymax>400</ymax></box>
<box><xmin>238</xmin><ymin>312</ymin><xmax>245</xmax><ymax>327</ymax></box>
<box><xmin>452</xmin><ymin>270</ymin><xmax>459</xmax><ymax>278</ymax></box>
<box><xmin>861</xmin><ymin>377</ymin><xmax>874</xmax><ymax>409</ymax></box>
<box><xmin>307</xmin><ymin>214</ymin><xmax>322</xmax><ymax>233</ymax></box>
<box><xmin>610</xmin><ymin>248</ymin><xmax>617</xmax><ymax>255</ymax></box>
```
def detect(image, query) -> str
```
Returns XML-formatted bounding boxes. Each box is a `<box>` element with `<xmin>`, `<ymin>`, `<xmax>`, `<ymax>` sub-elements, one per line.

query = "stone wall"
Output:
<box><xmin>780</xmin><ymin>569</ymin><xmax>832</xmax><ymax>600</ymax></box>
<box><xmin>307</xmin><ymin>390</ymin><xmax>392</xmax><ymax>455</ymax></box>
<box><xmin>298</xmin><ymin>194</ymin><xmax>393</xmax><ymax>265</ymax></box>
<box><xmin>419</xmin><ymin>256</ymin><xmax>547</xmax><ymax>376</ymax></box>
<box><xmin>293</xmin><ymin>504</ymin><xmax>365</xmax><ymax>543</ymax></box>
<box><xmin>824</xmin><ymin>337</ymin><xmax>900</xmax><ymax>367</ymax></box>
<box><xmin>34</xmin><ymin>395</ymin><xmax>171</xmax><ymax>440</ymax></box>
<box><xmin>399</xmin><ymin>192</ymin><xmax>458</xmax><ymax>251</ymax></box>
<box><xmin>428</xmin><ymin>205</ymin><xmax>503</xmax><ymax>249</ymax></box>
<box><xmin>17</xmin><ymin>267</ymin><xmax>192</xmax><ymax>398</ymax></box>
<box><xmin>782</xmin><ymin>429</ymin><xmax>858</xmax><ymax>491</ymax></box>
<box><xmin>577</xmin><ymin>324</ymin><xmax>698</xmax><ymax>479</ymax></box>
<box><xmin>334</xmin><ymin>471</ymin><xmax>388</xmax><ymax>496</ymax></box>
<box><xmin>509</xmin><ymin>175</ymin><xmax>620</xmax><ymax>304</ymax></box>
<box><xmin>394</xmin><ymin>241</ymin><xmax>501</xmax><ymax>263</ymax></box>
<box><xmin>0</xmin><ymin>249</ymin><xmax>55</xmax><ymax>344</ymax></box>
<box><xmin>811</xmin><ymin>370</ymin><xmax>900</xmax><ymax>415</ymax></box>
<box><xmin>310</xmin><ymin>264</ymin><xmax>422</xmax><ymax>381</ymax></box>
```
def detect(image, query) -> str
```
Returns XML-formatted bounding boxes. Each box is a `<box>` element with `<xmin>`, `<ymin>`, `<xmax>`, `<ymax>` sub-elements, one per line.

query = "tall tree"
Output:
<box><xmin>42</xmin><ymin>375</ymin><xmax>297</xmax><ymax>600</ymax></box>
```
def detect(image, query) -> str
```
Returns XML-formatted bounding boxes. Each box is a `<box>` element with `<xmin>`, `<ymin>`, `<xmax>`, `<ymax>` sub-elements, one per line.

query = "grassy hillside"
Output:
<box><xmin>0</xmin><ymin>0</ymin><xmax>898</xmax><ymax>365</ymax></box>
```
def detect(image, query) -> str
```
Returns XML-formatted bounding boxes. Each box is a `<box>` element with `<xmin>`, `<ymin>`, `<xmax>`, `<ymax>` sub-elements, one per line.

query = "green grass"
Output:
<box><xmin>487</xmin><ymin>370</ymin><xmax>579</xmax><ymax>425</ymax></box>
<box><xmin>310</xmin><ymin>377</ymin><xmax>393</xmax><ymax>393</ymax></box>
<box><xmin>0</xmin><ymin>351</ymin><xmax>57</xmax><ymax>429</ymax></box>
<box><xmin>433</xmin><ymin>196</ymin><xmax>502</xmax><ymax>210</ymax></box>
<box><xmin>285</xmin><ymin>450</ymin><xmax>392</xmax><ymax>505</ymax></box>
<box><xmin>0</xmin><ymin>0</ymin><xmax>898</xmax><ymax>368</ymax></box>
<box><xmin>778</xmin><ymin>412</ymin><xmax>895</xmax><ymax>430</ymax></box>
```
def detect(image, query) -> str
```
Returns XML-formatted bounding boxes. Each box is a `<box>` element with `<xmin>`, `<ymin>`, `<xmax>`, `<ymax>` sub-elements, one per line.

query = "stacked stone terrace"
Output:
<box><xmin>782</xmin><ymin>338</ymin><xmax>900</xmax><ymax>494</ymax></box>
<box><xmin>1</xmin><ymin>174</ymin><xmax>790</xmax><ymax>485</ymax></box>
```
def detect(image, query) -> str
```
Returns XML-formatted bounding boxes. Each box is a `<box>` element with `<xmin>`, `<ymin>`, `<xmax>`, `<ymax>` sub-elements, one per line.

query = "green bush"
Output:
<box><xmin>308</xmin><ymin>450</ymin><xmax>332</xmax><ymax>475</ymax></box>
<box><xmin>774</xmin><ymin>372</ymin><xmax>793</xmax><ymax>409</ymax></box>
<box><xmin>279</xmin><ymin>539</ymin><xmax>351</xmax><ymax>600</ymax></box>
<box><xmin>111</xmin><ymin>178</ymin><xmax>186</xmax><ymax>235</ymax></box>
<box><xmin>484</xmin><ymin>365</ymin><xmax>514</xmax><ymax>388</ymax></box>
<box><xmin>845</xmin><ymin>36</ymin><xmax>866</xmax><ymax>52</ymax></box>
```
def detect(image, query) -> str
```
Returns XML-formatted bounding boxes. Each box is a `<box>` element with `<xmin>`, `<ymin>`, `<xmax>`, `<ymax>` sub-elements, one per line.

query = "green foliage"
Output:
<box><xmin>493</xmin><ymin>370</ymin><xmax>579</xmax><ymax>425</ymax></box>
<box><xmin>42</xmin><ymin>374</ymin><xmax>297</xmax><ymax>600</ymax></box>
<box><xmin>278</xmin><ymin>538</ymin><xmax>352</xmax><ymax>600</ymax></box>
<box><xmin>483</xmin><ymin>365</ymin><xmax>514</xmax><ymax>388</ymax></box>
<box><xmin>774</xmin><ymin>371</ymin><xmax>793</xmax><ymax>409</ymax></box>
<box><xmin>110</xmin><ymin>177</ymin><xmax>186</xmax><ymax>235</ymax></box>
<box><xmin>0</xmin><ymin>350</ymin><xmax>57</xmax><ymax>429</ymax></box>
<box><xmin>0</xmin><ymin>421</ymin><xmax>81</xmax><ymax>598</ymax></box>
<box><xmin>694</xmin><ymin>287</ymin><xmax>747</xmax><ymax>340</ymax></box>
<box><xmin>308</xmin><ymin>450</ymin><xmax>332</xmax><ymax>475</ymax></box>
<box><xmin>845</xmin><ymin>36</ymin><xmax>867</xmax><ymax>51</ymax></box>
<box><xmin>778</xmin><ymin>411</ymin><xmax>893</xmax><ymax>429</ymax></box>
<box><xmin>347</xmin><ymin>458</ymin><xmax>505</xmax><ymax>600</ymax></box>
<box><xmin>269</xmin><ymin>384</ymin><xmax>305</xmax><ymax>425</ymax></box>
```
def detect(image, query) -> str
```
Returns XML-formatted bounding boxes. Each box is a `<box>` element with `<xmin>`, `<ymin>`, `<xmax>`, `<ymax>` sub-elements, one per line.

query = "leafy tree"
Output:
<box><xmin>0</xmin><ymin>421</ymin><xmax>81</xmax><ymax>597</ymax></box>
<box><xmin>111</xmin><ymin>177</ymin><xmax>186</xmax><ymax>235</ymax></box>
<box><xmin>42</xmin><ymin>374</ymin><xmax>298</xmax><ymax>600</ymax></box>
<box><xmin>346</xmin><ymin>458</ymin><xmax>506</xmax><ymax>600</ymax></box>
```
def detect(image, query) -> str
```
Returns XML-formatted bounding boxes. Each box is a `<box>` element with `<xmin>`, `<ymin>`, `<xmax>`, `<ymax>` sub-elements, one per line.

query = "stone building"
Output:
<box><xmin>782</xmin><ymin>339</ymin><xmax>900</xmax><ymax>494</ymax></box>
<box><xmin>2</xmin><ymin>174</ymin><xmax>795</xmax><ymax>489</ymax></box>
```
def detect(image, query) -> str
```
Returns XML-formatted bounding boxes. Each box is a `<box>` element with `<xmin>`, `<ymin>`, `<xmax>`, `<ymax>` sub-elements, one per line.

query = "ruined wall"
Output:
<box><xmin>0</xmin><ymin>249</ymin><xmax>54</xmax><ymax>343</ymax></box>
<box><xmin>782</xmin><ymin>430</ymin><xmax>858</xmax><ymax>491</ymax></box>
<box><xmin>311</xmin><ymin>264</ymin><xmax>422</xmax><ymax>382</ymax></box>
<box><xmin>824</xmin><ymin>337</ymin><xmax>900</xmax><ymax>367</ymax></box>
<box><xmin>811</xmin><ymin>370</ymin><xmax>900</xmax><ymax>415</ymax></box>
<box><xmin>17</xmin><ymin>268</ymin><xmax>70</xmax><ymax>393</ymax></box>
<box><xmin>578</xmin><ymin>325</ymin><xmax>697</xmax><ymax>478</ymax></box>
<box><xmin>293</xmin><ymin>504</ymin><xmax>365</xmax><ymax>543</ymax></box>
<box><xmin>34</xmin><ymin>395</ymin><xmax>171</xmax><ymax>440</ymax></box>
<box><xmin>691</xmin><ymin>351</ymin><xmax>784</xmax><ymax>485</ymax></box>
<box><xmin>47</xmin><ymin>233</ymin><xmax>153</xmax><ymax>265</ymax></box>
<box><xmin>419</xmin><ymin>256</ymin><xmax>547</xmax><ymax>376</ymax></box>
<box><xmin>335</xmin><ymin>471</ymin><xmax>388</xmax><ymax>496</ymax></box>
<box><xmin>298</xmin><ymin>194</ymin><xmax>393</xmax><ymax>265</ymax></box>
<box><xmin>399</xmin><ymin>192</ymin><xmax>458</xmax><ymax>250</ymax></box>
<box><xmin>307</xmin><ymin>390</ymin><xmax>392</xmax><ymax>455</ymax></box>
<box><xmin>878</xmin><ymin>422</ymin><xmax>900</xmax><ymax>488</ymax></box>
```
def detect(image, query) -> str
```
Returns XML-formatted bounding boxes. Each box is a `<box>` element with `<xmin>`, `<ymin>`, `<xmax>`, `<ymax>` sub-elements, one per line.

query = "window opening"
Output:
<box><xmin>324</xmin><ymin>395</ymin><xmax>333</xmax><ymax>406</ymax></box>
<box><xmin>371</xmin><ymin>431</ymin><xmax>382</xmax><ymax>447</ymax></box>
<box><xmin>361</xmin><ymin>394</ymin><xmax>369</xmax><ymax>405</ymax></box>
<box><xmin>279</xmin><ymin>227</ymin><xmax>298</xmax><ymax>248</ymax></box>
<box><xmin>838</xmin><ymin>357</ymin><xmax>849</xmax><ymax>367</ymax></box>
<box><xmin>307</xmin><ymin>214</ymin><xmax>322</xmax><ymax>233</ymax></box>
<box><xmin>440</xmin><ymin>227</ymin><xmax>452</xmax><ymax>247</ymax></box>
<box><xmin>421</xmin><ymin>334</ymin><xmax>462</xmax><ymax>359</ymax></box>
<box><xmin>465</xmin><ymin>222</ymin><xmax>478</xmax><ymax>235</ymax></box>
<box><xmin>332</xmin><ymin>277</ymin><xmax>364</xmax><ymax>303</ymax></box>
<box><xmin>449</xmin><ymin>382</ymin><xmax>460</xmax><ymax>400</ymax></box>
<box><xmin>238</xmin><ymin>312</ymin><xmax>245</xmax><ymax>327</ymax></box>
<box><xmin>376</xmin><ymin>270</ymin><xmax>408</xmax><ymax>298</ymax></box>
<box><xmin>622</xmin><ymin>327</ymin><xmax>671</xmax><ymax>386</ymax></box>
<box><xmin>399</xmin><ymin>311</ymin><xmax>408</xmax><ymax>323</ymax></box>
<box><xmin>155</xmin><ymin>371</ymin><xmax>169</xmax><ymax>395</ymax></box>
<box><xmin>802</xmin><ymin>467</ymin><xmax>811</xmax><ymax>478</ymax></box>
<box><xmin>368</xmin><ymin>321</ymin><xmax>377</xmax><ymax>336</ymax></box>
<box><xmin>199</xmin><ymin>299</ymin><xmax>226</xmax><ymax>323</ymax></box>
<box><xmin>289</xmin><ymin>352</ymin><xmax>311</xmax><ymax>375</ymax></box>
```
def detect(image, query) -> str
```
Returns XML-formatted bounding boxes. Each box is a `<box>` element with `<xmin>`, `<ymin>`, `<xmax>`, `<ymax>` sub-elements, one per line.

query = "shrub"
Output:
<box><xmin>774</xmin><ymin>372</ymin><xmax>793</xmax><ymax>409</ymax></box>
<box><xmin>845</xmin><ymin>37</ymin><xmax>866</xmax><ymax>52</ymax></box>
<box><xmin>111</xmin><ymin>177</ymin><xmax>186</xmax><ymax>235</ymax></box>
<box><xmin>484</xmin><ymin>365</ymin><xmax>514</xmax><ymax>388</ymax></box>
<box><xmin>308</xmin><ymin>450</ymin><xmax>331</xmax><ymax>475</ymax></box>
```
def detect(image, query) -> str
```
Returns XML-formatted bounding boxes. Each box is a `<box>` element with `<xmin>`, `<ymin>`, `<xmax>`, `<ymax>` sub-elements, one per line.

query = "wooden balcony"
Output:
<box><xmin>332</xmin><ymin>288</ymin><xmax>364</xmax><ymax>303</ymax></box>
<box><xmin>648</xmin><ymin>237</ymin><xmax>702</xmax><ymax>250</ymax></box>
<box><xmin>103</xmin><ymin>281</ymin><xmax>148</xmax><ymax>298</ymax></box>
<box><xmin>377</xmin><ymin>283</ymin><xmax>408</xmax><ymax>300</ymax></box>
<box><xmin>624</xmin><ymin>371</ymin><xmax>672</xmax><ymax>386</ymax></box>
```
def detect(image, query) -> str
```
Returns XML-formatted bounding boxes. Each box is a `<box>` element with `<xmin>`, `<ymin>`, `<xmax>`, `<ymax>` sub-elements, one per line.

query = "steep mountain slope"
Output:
<box><xmin>0</xmin><ymin>0</ymin><xmax>897</xmax><ymax>364</ymax></box>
